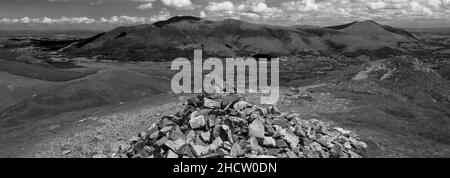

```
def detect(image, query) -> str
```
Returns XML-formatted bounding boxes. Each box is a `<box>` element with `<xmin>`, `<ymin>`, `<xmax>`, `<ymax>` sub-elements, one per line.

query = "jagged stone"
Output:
<box><xmin>160</xmin><ymin>126</ymin><xmax>173</xmax><ymax>133</ymax></box>
<box><xmin>344</xmin><ymin>142</ymin><xmax>352</xmax><ymax>149</ymax></box>
<box><xmin>155</xmin><ymin>136</ymin><xmax>168</xmax><ymax>147</ymax></box>
<box><xmin>184</xmin><ymin>130</ymin><xmax>196</xmax><ymax>143</ymax></box>
<box><xmin>167</xmin><ymin>149</ymin><xmax>179</xmax><ymax>158</ymax></box>
<box><xmin>230</xmin><ymin>143</ymin><xmax>243</xmax><ymax>158</ymax></box>
<box><xmin>191</xmin><ymin>144</ymin><xmax>210</xmax><ymax>157</ymax></box>
<box><xmin>280</xmin><ymin>129</ymin><xmax>299</xmax><ymax>149</ymax></box>
<box><xmin>309</xmin><ymin>142</ymin><xmax>323</xmax><ymax>152</ymax></box>
<box><xmin>249</xmin><ymin>119</ymin><xmax>265</xmax><ymax>138</ymax></box>
<box><xmin>165</xmin><ymin>139</ymin><xmax>186</xmax><ymax>152</ymax></box>
<box><xmin>190</xmin><ymin>115</ymin><xmax>206</xmax><ymax>129</ymax></box>
<box><xmin>273</xmin><ymin>117</ymin><xmax>289</xmax><ymax>128</ymax></box>
<box><xmin>248</xmin><ymin>137</ymin><xmax>262</xmax><ymax>152</ymax></box>
<box><xmin>210</xmin><ymin>137</ymin><xmax>223</xmax><ymax>150</ymax></box>
<box><xmin>200</xmin><ymin>131</ymin><xmax>211</xmax><ymax>143</ymax></box>
<box><xmin>276</xmin><ymin>139</ymin><xmax>288</xmax><ymax>148</ymax></box>
<box><xmin>169</xmin><ymin>126</ymin><xmax>184</xmax><ymax>141</ymax></box>
<box><xmin>233</xmin><ymin>101</ymin><xmax>250</xmax><ymax>111</ymax></box>
<box><xmin>286</xmin><ymin>151</ymin><xmax>298</xmax><ymax>158</ymax></box>
<box><xmin>257</xmin><ymin>155</ymin><xmax>277</xmax><ymax>158</ymax></box>
<box><xmin>263</xmin><ymin>137</ymin><xmax>276</xmax><ymax>147</ymax></box>
<box><xmin>204</xmin><ymin>97</ymin><xmax>221</xmax><ymax>108</ymax></box>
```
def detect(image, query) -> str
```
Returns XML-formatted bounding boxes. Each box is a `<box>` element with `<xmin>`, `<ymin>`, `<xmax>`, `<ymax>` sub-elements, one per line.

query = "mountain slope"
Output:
<box><xmin>69</xmin><ymin>16</ymin><xmax>414</xmax><ymax>61</ymax></box>
<box><xmin>0</xmin><ymin>69</ymin><xmax>171</xmax><ymax>126</ymax></box>
<box><xmin>327</xmin><ymin>20</ymin><xmax>417</xmax><ymax>43</ymax></box>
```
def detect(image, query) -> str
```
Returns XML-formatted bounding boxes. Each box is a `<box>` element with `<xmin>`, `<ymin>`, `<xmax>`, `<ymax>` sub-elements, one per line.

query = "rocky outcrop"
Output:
<box><xmin>110</xmin><ymin>93</ymin><xmax>367</xmax><ymax>158</ymax></box>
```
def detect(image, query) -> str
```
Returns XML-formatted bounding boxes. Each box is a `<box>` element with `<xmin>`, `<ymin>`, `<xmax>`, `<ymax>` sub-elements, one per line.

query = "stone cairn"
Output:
<box><xmin>112</xmin><ymin>93</ymin><xmax>367</xmax><ymax>158</ymax></box>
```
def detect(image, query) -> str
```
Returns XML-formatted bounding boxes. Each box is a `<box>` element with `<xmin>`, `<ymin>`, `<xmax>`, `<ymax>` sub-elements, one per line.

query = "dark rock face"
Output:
<box><xmin>111</xmin><ymin>93</ymin><xmax>367</xmax><ymax>158</ymax></box>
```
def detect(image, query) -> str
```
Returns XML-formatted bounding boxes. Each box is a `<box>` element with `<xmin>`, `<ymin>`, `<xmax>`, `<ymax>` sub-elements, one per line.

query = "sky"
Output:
<box><xmin>0</xmin><ymin>0</ymin><xmax>450</xmax><ymax>31</ymax></box>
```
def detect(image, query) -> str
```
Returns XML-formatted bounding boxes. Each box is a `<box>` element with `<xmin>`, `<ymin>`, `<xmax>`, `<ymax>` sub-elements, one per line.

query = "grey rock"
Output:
<box><xmin>344</xmin><ymin>142</ymin><xmax>352</xmax><ymax>149</ymax></box>
<box><xmin>200</xmin><ymin>131</ymin><xmax>211</xmax><ymax>143</ymax></box>
<box><xmin>273</xmin><ymin>117</ymin><xmax>289</xmax><ymax>128</ymax></box>
<box><xmin>249</xmin><ymin>119</ymin><xmax>265</xmax><ymax>138</ymax></box>
<box><xmin>230</xmin><ymin>143</ymin><xmax>243</xmax><ymax>158</ymax></box>
<box><xmin>165</xmin><ymin>139</ymin><xmax>186</xmax><ymax>152</ymax></box>
<box><xmin>210</xmin><ymin>137</ymin><xmax>223</xmax><ymax>150</ymax></box>
<box><xmin>276</xmin><ymin>139</ymin><xmax>288</xmax><ymax>148</ymax></box>
<box><xmin>263</xmin><ymin>137</ymin><xmax>277</xmax><ymax>148</ymax></box>
<box><xmin>191</xmin><ymin>144</ymin><xmax>210</xmax><ymax>157</ymax></box>
<box><xmin>92</xmin><ymin>154</ymin><xmax>107</xmax><ymax>158</ymax></box>
<box><xmin>62</xmin><ymin>150</ymin><xmax>71</xmax><ymax>156</ymax></box>
<box><xmin>204</xmin><ymin>97</ymin><xmax>221</xmax><ymax>108</ymax></box>
<box><xmin>233</xmin><ymin>101</ymin><xmax>250</xmax><ymax>111</ymax></box>
<box><xmin>160</xmin><ymin>126</ymin><xmax>173</xmax><ymax>133</ymax></box>
<box><xmin>248</xmin><ymin>137</ymin><xmax>262</xmax><ymax>152</ymax></box>
<box><xmin>286</xmin><ymin>151</ymin><xmax>298</xmax><ymax>158</ymax></box>
<box><xmin>310</xmin><ymin>142</ymin><xmax>323</xmax><ymax>152</ymax></box>
<box><xmin>280</xmin><ymin>129</ymin><xmax>300</xmax><ymax>149</ymax></box>
<box><xmin>190</xmin><ymin>115</ymin><xmax>206</xmax><ymax>129</ymax></box>
<box><xmin>166</xmin><ymin>149</ymin><xmax>179</xmax><ymax>158</ymax></box>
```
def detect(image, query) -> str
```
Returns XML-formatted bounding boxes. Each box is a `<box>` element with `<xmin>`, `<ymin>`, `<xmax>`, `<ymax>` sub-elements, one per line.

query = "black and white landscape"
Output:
<box><xmin>0</xmin><ymin>0</ymin><xmax>449</xmax><ymax>158</ymax></box>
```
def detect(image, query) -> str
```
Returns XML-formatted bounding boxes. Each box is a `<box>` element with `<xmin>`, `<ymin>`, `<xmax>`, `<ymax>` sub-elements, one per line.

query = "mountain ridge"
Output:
<box><xmin>68</xmin><ymin>16</ymin><xmax>417</xmax><ymax>61</ymax></box>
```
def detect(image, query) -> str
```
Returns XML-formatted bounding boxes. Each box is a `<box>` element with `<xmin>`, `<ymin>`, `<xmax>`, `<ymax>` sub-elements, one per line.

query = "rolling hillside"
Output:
<box><xmin>0</xmin><ymin>69</ymin><xmax>171</xmax><ymax>127</ymax></box>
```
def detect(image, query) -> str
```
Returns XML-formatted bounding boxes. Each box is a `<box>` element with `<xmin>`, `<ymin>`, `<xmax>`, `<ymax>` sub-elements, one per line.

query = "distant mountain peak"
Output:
<box><xmin>326</xmin><ymin>20</ymin><xmax>416</xmax><ymax>41</ymax></box>
<box><xmin>153</xmin><ymin>16</ymin><xmax>204</xmax><ymax>28</ymax></box>
<box><xmin>360</xmin><ymin>20</ymin><xmax>379</xmax><ymax>24</ymax></box>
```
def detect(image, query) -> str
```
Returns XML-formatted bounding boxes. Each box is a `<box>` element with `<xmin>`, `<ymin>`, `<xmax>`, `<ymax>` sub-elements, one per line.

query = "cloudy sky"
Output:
<box><xmin>0</xmin><ymin>0</ymin><xmax>450</xmax><ymax>30</ymax></box>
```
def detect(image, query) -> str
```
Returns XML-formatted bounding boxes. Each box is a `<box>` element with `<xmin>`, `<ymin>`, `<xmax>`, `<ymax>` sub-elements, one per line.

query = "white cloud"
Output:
<box><xmin>282</xmin><ymin>0</ymin><xmax>320</xmax><ymax>11</ymax></box>
<box><xmin>0</xmin><ymin>10</ymin><xmax>170</xmax><ymax>25</ymax></box>
<box><xmin>0</xmin><ymin>16</ymin><xmax>96</xmax><ymax>24</ymax></box>
<box><xmin>203</xmin><ymin>0</ymin><xmax>283</xmax><ymax>21</ymax></box>
<box><xmin>410</xmin><ymin>1</ymin><xmax>433</xmax><ymax>16</ymax></box>
<box><xmin>137</xmin><ymin>3</ymin><xmax>153</xmax><ymax>10</ymax></box>
<box><xmin>200</xmin><ymin>11</ymin><xmax>207</xmax><ymax>18</ymax></box>
<box><xmin>205</xmin><ymin>1</ymin><xmax>235</xmax><ymax>12</ymax></box>
<box><xmin>367</xmin><ymin>1</ymin><xmax>388</xmax><ymax>10</ymax></box>
<box><xmin>161</xmin><ymin>0</ymin><xmax>194</xmax><ymax>9</ymax></box>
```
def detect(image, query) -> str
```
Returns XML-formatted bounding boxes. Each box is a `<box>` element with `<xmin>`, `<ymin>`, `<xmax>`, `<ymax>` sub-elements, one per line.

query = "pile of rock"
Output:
<box><xmin>112</xmin><ymin>94</ymin><xmax>367</xmax><ymax>158</ymax></box>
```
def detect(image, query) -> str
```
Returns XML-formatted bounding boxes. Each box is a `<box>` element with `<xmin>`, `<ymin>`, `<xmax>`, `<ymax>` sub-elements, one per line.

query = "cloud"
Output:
<box><xmin>367</xmin><ymin>1</ymin><xmax>388</xmax><ymax>10</ymax></box>
<box><xmin>203</xmin><ymin>0</ymin><xmax>283</xmax><ymax>21</ymax></box>
<box><xmin>137</xmin><ymin>3</ymin><xmax>153</xmax><ymax>10</ymax></box>
<box><xmin>132</xmin><ymin>0</ymin><xmax>155</xmax><ymax>10</ymax></box>
<box><xmin>161</xmin><ymin>0</ymin><xmax>194</xmax><ymax>9</ymax></box>
<box><xmin>0</xmin><ymin>16</ymin><xmax>95</xmax><ymax>24</ymax></box>
<box><xmin>282</xmin><ymin>0</ymin><xmax>320</xmax><ymax>11</ymax></box>
<box><xmin>4</xmin><ymin>0</ymin><xmax>450</xmax><ymax>27</ymax></box>
<box><xmin>100</xmin><ymin>9</ymin><xmax>171</xmax><ymax>24</ymax></box>
<box><xmin>272</xmin><ymin>0</ymin><xmax>450</xmax><ymax>24</ymax></box>
<box><xmin>205</xmin><ymin>1</ymin><xmax>235</xmax><ymax>12</ymax></box>
<box><xmin>200</xmin><ymin>11</ymin><xmax>207</xmax><ymax>18</ymax></box>
<box><xmin>0</xmin><ymin>9</ymin><xmax>171</xmax><ymax>25</ymax></box>
<box><xmin>410</xmin><ymin>1</ymin><xmax>433</xmax><ymax>16</ymax></box>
